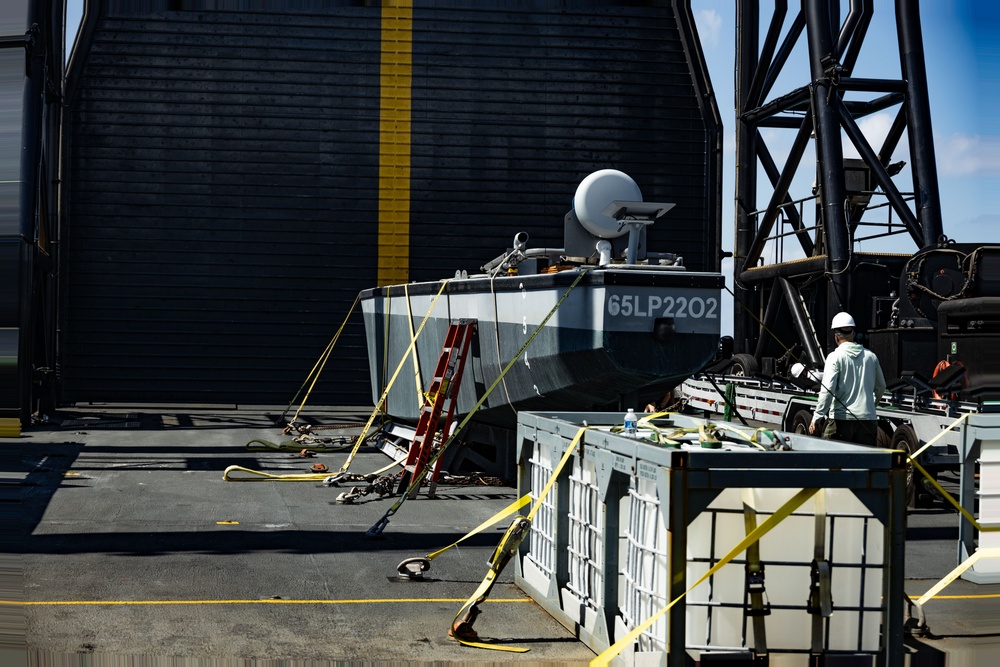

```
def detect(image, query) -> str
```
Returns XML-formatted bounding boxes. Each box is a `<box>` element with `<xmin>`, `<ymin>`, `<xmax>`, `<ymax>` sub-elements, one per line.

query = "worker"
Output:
<box><xmin>809</xmin><ymin>312</ymin><xmax>886</xmax><ymax>445</ymax></box>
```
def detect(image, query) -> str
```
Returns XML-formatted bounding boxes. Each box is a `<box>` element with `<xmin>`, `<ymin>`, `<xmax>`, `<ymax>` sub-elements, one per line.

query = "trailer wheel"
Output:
<box><xmin>790</xmin><ymin>409</ymin><xmax>813</xmax><ymax>434</ymax></box>
<box><xmin>890</xmin><ymin>424</ymin><xmax>919</xmax><ymax>508</ymax></box>
<box><xmin>876</xmin><ymin>422</ymin><xmax>892</xmax><ymax>449</ymax></box>
<box><xmin>729</xmin><ymin>353</ymin><xmax>759</xmax><ymax>377</ymax></box>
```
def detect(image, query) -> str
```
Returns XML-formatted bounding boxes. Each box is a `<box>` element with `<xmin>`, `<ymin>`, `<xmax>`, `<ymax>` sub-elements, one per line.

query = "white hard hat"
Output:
<box><xmin>831</xmin><ymin>312</ymin><xmax>856</xmax><ymax>330</ymax></box>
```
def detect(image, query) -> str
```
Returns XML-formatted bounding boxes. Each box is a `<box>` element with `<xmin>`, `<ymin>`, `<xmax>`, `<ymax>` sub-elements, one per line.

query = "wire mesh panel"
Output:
<box><xmin>524</xmin><ymin>440</ymin><xmax>557</xmax><ymax>582</ymax></box>
<box><xmin>565</xmin><ymin>455</ymin><xmax>604</xmax><ymax>613</ymax></box>
<box><xmin>618</xmin><ymin>477</ymin><xmax>669</xmax><ymax>653</ymax></box>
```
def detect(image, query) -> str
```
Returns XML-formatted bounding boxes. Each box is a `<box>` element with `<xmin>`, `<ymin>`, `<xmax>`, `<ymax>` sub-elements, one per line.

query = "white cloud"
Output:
<box><xmin>937</xmin><ymin>133</ymin><xmax>1000</xmax><ymax>176</ymax></box>
<box><xmin>841</xmin><ymin>112</ymin><xmax>910</xmax><ymax>163</ymax></box>
<box><xmin>695</xmin><ymin>10</ymin><xmax>722</xmax><ymax>49</ymax></box>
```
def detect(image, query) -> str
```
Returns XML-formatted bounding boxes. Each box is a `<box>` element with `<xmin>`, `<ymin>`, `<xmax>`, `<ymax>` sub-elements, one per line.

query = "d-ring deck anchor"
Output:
<box><xmin>396</xmin><ymin>557</ymin><xmax>431</xmax><ymax>580</ymax></box>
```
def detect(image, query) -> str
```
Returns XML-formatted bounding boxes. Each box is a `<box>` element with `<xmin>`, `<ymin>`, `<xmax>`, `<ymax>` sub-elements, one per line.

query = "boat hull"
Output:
<box><xmin>361</xmin><ymin>267</ymin><xmax>723</xmax><ymax>427</ymax></box>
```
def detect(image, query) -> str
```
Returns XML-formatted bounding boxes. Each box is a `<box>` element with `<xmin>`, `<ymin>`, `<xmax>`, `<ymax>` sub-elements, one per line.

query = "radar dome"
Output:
<box><xmin>573</xmin><ymin>169</ymin><xmax>643</xmax><ymax>239</ymax></box>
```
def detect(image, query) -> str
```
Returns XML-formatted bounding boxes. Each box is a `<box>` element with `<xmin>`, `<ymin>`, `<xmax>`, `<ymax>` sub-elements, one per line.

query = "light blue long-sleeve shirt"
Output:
<box><xmin>814</xmin><ymin>342</ymin><xmax>886</xmax><ymax>421</ymax></box>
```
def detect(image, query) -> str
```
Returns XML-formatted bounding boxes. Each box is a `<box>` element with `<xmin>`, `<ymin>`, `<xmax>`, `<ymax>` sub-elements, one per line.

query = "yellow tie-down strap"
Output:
<box><xmin>916</xmin><ymin>547</ymin><xmax>1000</xmax><ymax>607</ymax></box>
<box><xmin>901</xmin><ymin>411</ymin><xmax>1000</xmax><ymax>606</ymax></box>
<box><xmin>222</xmin><ymin>466</ymin><xmax>334</xmax><ymax>482</ymax></box>
<box><xmin>449</xmin><ymin>426</ymin><xmax>591</xmax><ymax>653</ymax></box>
<box><xmin>590</xmin><ymin>487</ymin><xmax>821</xmax><ymax>667</ymax></box>
<box><xmin>901</xmin><ymin>411</ymin><xmax>998</xmax><ymax>535</ymax></box>
<box><xmin>231</xmin><ymin>280</ymin><xmax>449</xmax><ymax>484</ymax></box>
<box><xmin>426</xmin><ymin>494</ymin><xmax>532</xmax><ymax>562</ymax></box>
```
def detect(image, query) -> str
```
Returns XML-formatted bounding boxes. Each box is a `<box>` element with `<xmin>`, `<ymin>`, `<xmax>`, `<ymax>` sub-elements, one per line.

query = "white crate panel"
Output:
<box><xmin>525</xmin><ymin>442</ymin><xmax>557</xmax><ymax>579</ymax></box>
<box><xmin>620</xmin><ymin>478</ymin><xmax>669</xmax><ymax>652</ymax></box>
<box><xmin>567</xmin><ymin>457</ymin><xmax>603</xmax><ymax>608</ymax></box>
<box><xmin>829</xmin><ymin>606</ymin><xmax>882</xmax><ymax>651</ymax></box>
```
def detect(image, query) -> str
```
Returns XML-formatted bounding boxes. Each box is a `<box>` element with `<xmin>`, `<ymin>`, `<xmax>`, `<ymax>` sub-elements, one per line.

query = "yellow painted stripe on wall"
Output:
<box><xmin>378</xmin><ymin>4</ymin><xmax>413</xmax><ymax>286</ymax></box>
<box><xmin>0</xmin><ymin>418</ymin><xmax>20</xmax><ymax>438</ymax></box>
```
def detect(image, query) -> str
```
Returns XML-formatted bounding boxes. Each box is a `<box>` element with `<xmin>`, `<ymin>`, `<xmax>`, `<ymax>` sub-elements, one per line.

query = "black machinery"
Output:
<box><xmin>731</xmin><ymin>0</ymin><xmax>998</xmax><ymax>401</ymax></box>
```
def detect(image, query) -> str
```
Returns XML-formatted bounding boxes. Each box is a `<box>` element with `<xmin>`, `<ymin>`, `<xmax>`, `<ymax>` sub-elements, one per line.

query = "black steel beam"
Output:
<box><xmin>835</xmin><ymin>96</ymin><xmax>923</xmax><ymax>246</ymax></box>
<box><xmin>754</xmin><ymin>282</ymin><xmax>783</xmax><ymax>361</ymax></box>
<box><xmin>741</xmin><ymin>85</ymin><xmax>811</xmax><ymax>124</ymax></box>
<box><xmin>743</xmin><ymin>117</ymin><xmax>814</xmax><ymax>270</ymax></box>
<box><xmin>806</xmin><ymin>0</ymin><xmax>851</xmax><ymax>291</ymax></box>
<box><xmin>838</xmin><ymin>77</ymin><xmax>907</xmax><ymax>93</ymax></box>
<box><xmin>740</xmin><ymin>257</ymin><xmax>829</xmax><ymax>284</ymax></box>
<box><xmin>838</xmin><ymin>0</ymin><xmax>874</xmax><ymax>73</ymax></box>
<box><xmin>896</xmin><ymin>0</ymin><xmax>943</xmax><ymax>247</ymax></box>
<box><xmin>745</xmin><ymin>0</ymin><xmax>786</xmax><ymax>111</ymax></box>
<box><xmin>761</xmin><ymin>12</ymin><xmax>805</xmax><ymax>103</ymax></box>
<box><xmin>735</xmin><ymin>0</ymin><xmax>759</xmax><ymax>353</ymax></box>
<box><xmin>756</xmin><ymin>134</ymin><xmax>814</xmax><ymax>257</ymax></box>
<box><xmin>878</xmin><ymin>104</ymin><xmax>908</xmax><ymax>166</ymax></box>
<box><xmin>779</xmin><ymin>277</ymin><xmax>825</xmax><ymax>366</ymax></box>
<box><xmin>843</xmin><ymin>92</ymin><xmax>905</xmax><ymax>118</ymax></box>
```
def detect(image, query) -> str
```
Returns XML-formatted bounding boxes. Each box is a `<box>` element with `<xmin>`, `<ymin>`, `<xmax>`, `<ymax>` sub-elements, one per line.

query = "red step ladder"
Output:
<box><xmin>397</xmin><ymin>319</ymin><xmax>476</xmax><ymax>497</ymax></box>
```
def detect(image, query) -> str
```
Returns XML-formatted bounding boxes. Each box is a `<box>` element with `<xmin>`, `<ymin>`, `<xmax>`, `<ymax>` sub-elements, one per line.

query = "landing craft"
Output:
<box><xmin>360</xmin><ymin>169</ymin><xmax>724</xmax><ymax>431</ymax></box>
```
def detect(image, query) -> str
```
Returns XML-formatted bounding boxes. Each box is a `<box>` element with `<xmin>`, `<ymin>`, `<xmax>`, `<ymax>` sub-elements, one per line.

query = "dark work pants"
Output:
<box><xmin>822</xmin><ymin>418</ymin><xmax>879</xmax><ymax>446</ymax></box>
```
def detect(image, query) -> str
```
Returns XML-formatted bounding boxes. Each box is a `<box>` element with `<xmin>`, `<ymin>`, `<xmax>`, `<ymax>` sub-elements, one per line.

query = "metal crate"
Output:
<box><xmin>514</xmin><ymin>411</ymin><xmax>907</xmax><ymax>666</ymax></box>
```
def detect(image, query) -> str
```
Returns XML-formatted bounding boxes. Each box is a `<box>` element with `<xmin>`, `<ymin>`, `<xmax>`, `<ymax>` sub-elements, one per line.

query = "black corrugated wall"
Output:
<box><xmin>61</xmin><ymin>1</ymin><xmax>719</xmax><ymax>406</ymax></box>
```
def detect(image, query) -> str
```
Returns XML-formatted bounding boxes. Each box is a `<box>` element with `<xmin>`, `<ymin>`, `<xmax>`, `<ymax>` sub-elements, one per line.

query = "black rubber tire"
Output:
<box><xmin>790</xmin><ymin>409</ymin><xmax>813</xmax><ymax>435</ymax></box>
<box><xmin>876</xmin><ymin>422</ymin><xmax>892</xmax><ymax>449</ymax></box>
<box><xmin>729</xmin><ymin>353</ymin><xmax>759</xmax><ymax>378</ymax></box>
<box><xmin>890</xmin><ymin>424</ymin><xmax>920</xmax><ymax>509</ymax></box>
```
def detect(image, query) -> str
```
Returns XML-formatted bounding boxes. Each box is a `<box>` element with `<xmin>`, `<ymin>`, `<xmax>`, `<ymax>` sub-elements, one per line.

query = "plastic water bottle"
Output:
<box><xmin>623</xmin><ymin>408</ymin><xmax>638</xmax><ymax>438</ymax></box>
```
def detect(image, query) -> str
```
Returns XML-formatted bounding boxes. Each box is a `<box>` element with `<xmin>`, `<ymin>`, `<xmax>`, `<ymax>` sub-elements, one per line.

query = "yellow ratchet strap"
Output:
<box><xmin>449</xmin><ymin>517</ymin><xmax>533</xmax><ymax>652</ymax></box>
<box><xmin>713</xmin><ymin>423</ymin><xmax>773</xmax><ymax>449</ymax></box>
<box><xmin>908</xmin><ymin>455</ymin><xmax>1000</xmax><ymax>533</ymax></box>
<box><xmin>741</xmin><ymin>488</ymin><xmax>769</xmax><ymax>657</ymax></box>
<box><xmin>396</xmin><ymin>494</ymin><xmax>532</xmax><ymax>579</ymax></box>
<box><xmin>366</xmin><ymin>269</ymin><xmax>592</xmax><ymax>536</ymax></box>
<box><xmin>450</xmin><ymin>426</ymin><xmax>589</xmax><ymax>652</ymax></box>
<box><xmin>222</xmin><ymin>466</ymin><xmax>334</xmax><ymax>482</ymax></box>
<box><xmin>333</xmin><ymin>279</ymin><xmax>451</xmax><ymax>478</ymax></box>
<box><xmin>591</xmin><ymin>487</ymin><xmax>820</xmax><ymax>667</ymax></box>
<box><xmin>887</xmin><ymin>411</ymin><xmax>998</xmax><ymax>534</ymax></box>
<box><xmin>698</xmin><ymin>423</ymin><xmax>722</xmax><ymax>448</ymax></box>
<box><xmin>232</xmin><ymin>281</ymin><xmax>450</xmax><ymax>484</ymax></box>
<box><xmin>427</xmin><ymin>494</ymin><xmax>532</xmax><ymax>561</ymax></box>
<box><xmin>916</xmin><ymin>547</ymin><xmax>1000</xmax><ymax>606</ymax></box>
<box><xmin>911</xmin><ymin>411</ymin><xmax>971</xmax><ymax>459</ymax></box>
<box><xmin>404</xmin><ymin>283</ymin><xmax>425</xmax><ymax>409</ymax></box>
<box><xmin>282</xmin><ymin>292</ymin><xmax>361</xmax><ymax>425</ymax></box>
<box><xmin>808</xmin><ymin>491</ymin><xmax>832</xmax><ymax>656</ymax></box>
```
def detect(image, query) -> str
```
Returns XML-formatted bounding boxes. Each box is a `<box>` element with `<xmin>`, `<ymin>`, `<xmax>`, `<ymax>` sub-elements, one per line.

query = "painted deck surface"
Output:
<box><xmin>4</xmin><ymin>407</ymin><xmax>998</xmax><ymax>664</ymax></box>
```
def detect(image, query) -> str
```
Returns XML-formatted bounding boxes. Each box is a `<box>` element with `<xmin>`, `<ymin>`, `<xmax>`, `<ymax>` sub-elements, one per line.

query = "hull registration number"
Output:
<box><xmin>607</xmin><ymin>294</ymin><xmax>718</xmax><ymax>319</ymax></box>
